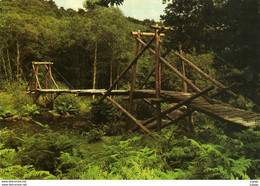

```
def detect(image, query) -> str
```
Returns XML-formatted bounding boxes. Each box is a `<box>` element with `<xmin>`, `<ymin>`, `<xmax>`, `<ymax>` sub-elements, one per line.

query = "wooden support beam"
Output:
<box><xmin>155</xmin><ymin>28</ymin><xmax>162</xmax><ymax>130</ymax></box>
<box><xmin>137</xmin><ymin>38</ymin><xmax>213</xmax><ymax>104</ymax></box>
<box><xmin>32</xmin><ymin>62</ymin><xmax>53</xmax><ymax>65</ymax></box>
<box><xmin>142</xmin><ymin>98</ymin><xmax>181</xmax><ymax>125</ymax></box>
<box><xmin>170</xmin><ymin>49</ymin><xmax>238</xmax><ymax>98</ymax></box>
<box><xmin>98</xmin><ymin>34</ymin><xmax>159</xmax><ymax>104</ymax></box>
<box><xmin>34</xmin><ymin>65</ymin><xmax>42</xmax><ymax>90</ymax></box>
<box><xmin>210</xmin><ymin>83</ymin><xmax>237</xmax><ymax>98</ymax></box>
<box><xmin>142</xmin><ymin>86</ymin><xmax>213</xmax><ymax>126</ymax></box>
<box><xmin>48</xmin><ymin>64</ymin><xmax>55</xmax><ymax>110</ymax></box>
<box><xmin>45</xmin><ymin>64</ymin><xmax>59</xmax><ymax>89</ymax></box>
<box><xmin>151</xmin><ymin>25</ymin><xmax>176</xmax><ymax>31</ymax></box>
<box><xmin>178</xmin><ymin>42</ymin><xmax>188</xmax><ymax>93</ymax></box>
<box><xmin>128</xmin><ymin>30</ymin><xmax>140</xmax><ymax>118</ymax></box>
<box><xmin>138</xmin><ymin>67</ymin><xmax>155</xmax><ymax>89</ymax></box>
<box><xmin>161</xmin><ymin>109</ymin><xmax>194</xmax><ymax>130</ymax></box>
<box><xmin>138</xmin><ymin>50</ymin><xmax>170</xmax><ymax>90</ymax></box>
<box><xmin>131</xmin><ymin>31</ymin><xmax>165</xmax><ymax>37</ymax></box>
<box><xmin>129</xmin><ymin>86</ymin><xmax>214</xmax><ymax>132</ymax></box>
<box><xmin>102</xmin><ymin>93</ymin><xmax>156</xmax><ymax>139</ymax></box>
<box><xmin>44</xmin><ymin>65</ymin><xmax>48</xmax><ymax>89</ymax></box>
<box><xmin>30</xmin><ymin>63</ymin><xmax>36</xmax><ymax>92</ymax></box>
<box><xmin>151</xmin><ymin>98</ymin><xmax>167</xmax><ymax>103</ymax></box>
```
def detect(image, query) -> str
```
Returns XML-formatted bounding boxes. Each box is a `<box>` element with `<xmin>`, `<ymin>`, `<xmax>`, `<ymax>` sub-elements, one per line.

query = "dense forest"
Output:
<box><xmin>0</xmin><ymin>0</ymin><xmax>259</xmax><ymax>180</ymax></box>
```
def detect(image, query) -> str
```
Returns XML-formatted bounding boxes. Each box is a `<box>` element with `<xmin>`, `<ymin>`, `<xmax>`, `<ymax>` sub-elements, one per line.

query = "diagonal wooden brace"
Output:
<box><xmin>161</xmin><ymin>109</ymin><xmax>194</xmax><ymax>130</ymax></box>
<box><xmin>170</xmin><ymin>49</ymin><xmax>238</xmax><ymax>98</ymax></box>
<box><xmin>210</xmin><ymin>83</ymin><xmax>237</xmax><ymax>98</ymax></box>
<box><xmin>137</xmin><ymin>38</ymin><xmax>214</xmax><ymax>104</ymax></box>
<box><xmin>128</xmin><ymin>86</ymin><xmax>214</xmax><ymax>132</ymax></box>
<box><xmin>101</xmin><ymin>93</ymin><xmax>156</xmax><ymax>139</ymax></box>
<box><xmin>98</xmin><ymin>29</ymin><xmax>165</xmax><ymax>104</ymax></box>
<box><xmin>138</xmin><ymin>50</ymin><xmax>170</xmax><ymax>90</ymax></box>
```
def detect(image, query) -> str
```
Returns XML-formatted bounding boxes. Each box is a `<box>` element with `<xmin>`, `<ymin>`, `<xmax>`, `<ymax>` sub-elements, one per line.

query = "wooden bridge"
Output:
<box><xmin>30</xmin><ymin>25</ymin><xmax>260</xmax><ymax>138</ymax></box>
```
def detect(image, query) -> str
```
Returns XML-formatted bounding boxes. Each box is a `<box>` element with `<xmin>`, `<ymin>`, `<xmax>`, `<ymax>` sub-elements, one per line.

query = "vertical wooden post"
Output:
<box><xmin>115</xmin><ymin>66</ymin><xmax>120</xmax><ymax>90</ymax></box>
<box><xmin>35</xmin><ymin>65</ymin><xmax>41</xmax><ymax>89</ymax></box>
<box><xmin>35</xmin><ymin>64</ymin><xmax>38</xmax><ymax>89</ymax></box>
<box><xmin>30</xmin><ymin>63</ymin><xmax>35</xmax><ymax>92</ymax></box>
<box><xmin>155</xmin><ymin>27</ymin><xmax>162</xmax><ymax>130</ymax></box>
<box><xmin>178</xmin><ymin>42</ymin><xmax>187</xmax><ymax>93</ymax></box>
<box><xmin>49</xmin><ymin>64</ymin><xmax>55</xmax><ymax>110</ymax></box>
<box><xmin>179</xmin><ymin>42</ymin><xmax>194</xmax><ymax>131</ymax></box>
<box><xmin>44</xmin><ymin>65</ymin><xmax>48</xmax><ymax>89</ymax></box>
<box><xmin>44</xmin><ymin>65</ymin><xmax>48</xmax><ymax>102</ymax></box>
<box><xmin>110</xmin><ymin>44</ymin><xmax>115</xmax><ymax>87</ymax></box>
<box><xmin>128</xmin><ymin>30</ymin><xmax>140</xmax><ymax>113</ymax></box>
<box><xmin>93</xmin><ymin>41</ymin><xmax>98</xmax><ymax>99</ymax></box>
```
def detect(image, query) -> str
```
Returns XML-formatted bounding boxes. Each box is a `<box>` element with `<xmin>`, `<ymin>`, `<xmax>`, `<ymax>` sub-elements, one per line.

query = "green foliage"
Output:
<box><xmin>0</xmin><ymin>94</ymin><xmax>16</xmax><ymax>119</ymax></box>
<box><xmin>55</xmin><ymin>95</ymin><xmax>82</xmax><ymax>115</ymax></box>
<box><xmin>18</xmin><ymin>131</ymin><xmax>83</xmax><ymax>175</ymax></box>
<box><xmin>63</xmin><ymin>135</ymin><xmax>173</xmax><ymax>180</ymax></box>
<box><xmin>0</xmin><ymin>82</ymin><xmax>40</xmax><ymax>118</ymax></box>
<box><xmin>20</xmin><ymin>104</ymin><xmax>40</xmax><ymax>116</ymax></box>
<box><xmin>1</xmin><ymin>121</ymin><xmax>260</xmax><ymax>180</ymax></box>
<box><xmin>0</xmin><ymin>128</ymin><xmax>84</xmax><ymax>178</ymax></box>
<box><xmin>84</xmin><ymin>0</ymin><xmax>124</xmax><ymax>9</ymax></box>
<box><xmin>0</xmin><ymin>143</ymin><xmax>56</xmax><ymax>180</ymax></box>
<box><xmin>85</xmin><ymin>128</ymin><xmax>105</xmax><ymax>143</ymax></box>
<box><xmin>229</xmin><ymin>95</ymin><xmax>255</xmax><ymax>111</ymax></box>
<box><xmin>162</xmin><ymin>0</ymin><xmax>259</xmax><ymax>105</ymax></box>
<box><xmin>90</xmin><ymin>99</ymin><xmax>120</xmax><ymax>125</ymax></box>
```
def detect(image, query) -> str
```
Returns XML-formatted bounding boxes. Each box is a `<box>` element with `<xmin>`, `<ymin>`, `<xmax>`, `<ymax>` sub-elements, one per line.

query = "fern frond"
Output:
<box><xmin>230</xmin><ymin>157</ymin><xmax>252</xmax><ymax>179</ymax></box>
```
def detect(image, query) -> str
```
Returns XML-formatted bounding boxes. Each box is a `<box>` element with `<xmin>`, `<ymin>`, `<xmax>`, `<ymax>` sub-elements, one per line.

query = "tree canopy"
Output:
<box><xmin>84</xmin><ymin>0</ymin><xmax>124</xmax><ymax>9</ymax></box>
<box><xmin>0</xmin><ymin>0</ymin><xmax>258</xmax><ymax>105</ymax></box>
<box><xmin>161</xmin><ymin>0</ymin><xmax>259</xmax><ymax>105</ymax></box>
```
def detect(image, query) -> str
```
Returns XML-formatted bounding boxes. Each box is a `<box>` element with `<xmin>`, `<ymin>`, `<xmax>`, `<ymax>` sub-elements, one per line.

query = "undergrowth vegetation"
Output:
<box><xmin>0</xmin><ymin>82</ymin><xmax>40</xmax><ymax>119</ymax></box>
<box><xmin>0</xmin><ymin>119</ymin><xmax>259</xmax><ymax>180</ymax></box>
<box><xmin>55</xmin><ymin>95</ymin><xmax>82</xmax><ymax>115</ymax></box>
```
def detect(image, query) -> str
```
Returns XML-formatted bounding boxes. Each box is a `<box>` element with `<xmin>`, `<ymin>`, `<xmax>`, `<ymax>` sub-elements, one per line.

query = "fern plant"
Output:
<box><xmin>55</xmin><ymin>95</ymin><xmax>81</xmax><ymax>115</ymax></box>
<box><xmin>0</xmin><ymin>143</ymin><xmax>56</xmax><ymax>180</ymax></box>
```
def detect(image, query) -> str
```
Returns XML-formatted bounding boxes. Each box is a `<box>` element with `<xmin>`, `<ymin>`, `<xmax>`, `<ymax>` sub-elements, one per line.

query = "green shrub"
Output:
<box><xmin>85</xmin><ymin>128</ymin><xmax>104</xmax><ymax>143</ymax></box>
<box><xmin>55</xmin><ymin>95</ymin><xmax>82</xmax><ymax>115</ymax></box>
<box><xmin>11</xmin><ymin>91</ymin><xmax>39</xmax><ymax>117</ymax></box>
<box><xmin>228</xmin><ymin>95</ymin><xmax>255</xmax><ymax>111</ymax></box>
<box><xmin>0</xmin><ymin>94</ymin><xmax>16</xmax><ymax>119</ymax></box>
<box><xmin>0</xmin><ymin>143</ymin><xmax>56</xmax><ymax>180</ymax></box>
<box><xmin>0</xmin><ymin>81</ymin><xmax>40</xmax><ymax>118</ymax></box>
<box><xmin>90</xmin><ymin>99</ymin><xmax>120</xmax><ymax>125</ymax></box>
<box><xmin>0</xmin><ymin>129</ymin><xmax>84</xmax><ymax>176</ymax></box>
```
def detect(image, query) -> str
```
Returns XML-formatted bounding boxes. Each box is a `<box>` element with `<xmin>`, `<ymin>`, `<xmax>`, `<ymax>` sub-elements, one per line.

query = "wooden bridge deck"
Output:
<box><xmin>33</xmin><ymin>89</ymin><xmax>260</xmax><ymax>128</ymax></box>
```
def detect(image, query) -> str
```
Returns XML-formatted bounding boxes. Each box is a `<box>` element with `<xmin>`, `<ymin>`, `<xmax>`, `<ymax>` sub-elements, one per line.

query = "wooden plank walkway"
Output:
<box><xmin>33</xmin><ymin>89</ymin><xmax>260</xmax><ymax>128</ymax></box>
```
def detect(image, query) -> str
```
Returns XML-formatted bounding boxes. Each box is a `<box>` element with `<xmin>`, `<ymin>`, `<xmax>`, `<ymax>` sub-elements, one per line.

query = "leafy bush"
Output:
<box><xmin>1</xmin><ymin>117</ymin><xmax>259</xmax><ymax>180</ymax></box>
<box><xmin>0</xmin><ymin>128</ymin><xmax>85</xmax><ymax>177</ymax></box>
<box><xmin>228</xmin><ymin>95</ymin><xmax>255</xmax><ymax>111</ymax></box>
<box><xmin>0</xmin><ymin>94</ymin><xmax>16</xmax><ymax>119</ymax></box>
<box><xmin>90</xmin><ymin>99</ymin><xmax>120</xmax><ymax>125</ymax></box>
<box><xmin>0</xmin><ymin>81</ymin><xmax>40</xmax><ymax>118</ymax></box>
<box><xmin>85</xmin><ymin>128</ymin><xmax>104</xmax><ymax>143</ymax></box>
<box><xmin>0</xmin><ymin>143</ymin><xmax>56</xmax><ymax>180</ymax></box>
<box><xmin>55</xmin><ymin>95</ymin><xmax>82</xmax><ymax>115</ymax></box>
<box><xmin>63</xmin><ymin>135</ymin><xmax>172</xmax><ymax>180</ymax></box>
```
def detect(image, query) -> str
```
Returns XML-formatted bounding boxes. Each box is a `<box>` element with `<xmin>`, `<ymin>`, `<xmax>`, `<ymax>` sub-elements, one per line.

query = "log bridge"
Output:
<box><xmin>30</xmin><ymin>25</ymin><xmax>260</xmax><ymax>138</ymax></box>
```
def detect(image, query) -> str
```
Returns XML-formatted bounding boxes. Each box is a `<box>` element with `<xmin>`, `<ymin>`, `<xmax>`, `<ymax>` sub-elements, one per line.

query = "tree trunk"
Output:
<box><xmin>16</xmin><ymin>39</ymin><xmax>20</xmax><ymax>81</ymax></box>
<box><xmin>115</xmin><ymin>65</ymin><xmax>120</xmax><ymax>90</ymax></box>
<box><xmin>7</xmin><ymin>48</ymin><xmax>13</xmax><ymax>83</ymax></box>
<box><xmin>110</xmin><ymin>45</ymin><xmax>114</xmax><ymax>87</ymax></box>
<box><xmin>0</xmin><ymin>48</ymin><xmax>8</xmax><ymax>77</ymax></box>
<box><xmin>93</xmin><ymin>41</ymin><xmax>98</xmax><ymax>99</ymax></box>
<box><xmin>178</xmin><ymin>42</ymin><xmax>187</xmax><ymax>93</ymax></box>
